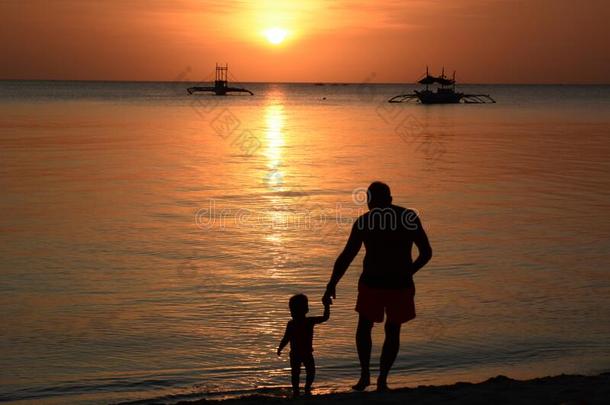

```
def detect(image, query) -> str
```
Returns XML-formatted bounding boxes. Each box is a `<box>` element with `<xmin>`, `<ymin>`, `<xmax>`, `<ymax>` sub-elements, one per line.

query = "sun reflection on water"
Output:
<box><xmin>264</xmin><ymin>103</ymin><xmax>286</xmax><ymax>178</ymax></box>
<box><xmin>262</xmin><ymin>97</ymin><xmax>289</xmax><ymax>251</ymax></box>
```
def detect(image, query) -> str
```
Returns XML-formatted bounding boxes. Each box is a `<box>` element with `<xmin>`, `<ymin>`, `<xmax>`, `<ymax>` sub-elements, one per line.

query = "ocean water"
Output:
<box><xmin>1</xmin><ymin>81</ymin><xmax>609</xmax><ymax>404</ymax></box>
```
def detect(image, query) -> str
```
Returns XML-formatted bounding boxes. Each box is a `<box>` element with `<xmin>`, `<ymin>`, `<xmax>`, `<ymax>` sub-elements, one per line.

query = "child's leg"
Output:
<box><xmin>303</xmin><ymin>353</ymin><xmax>316</xmax><ymax>392</ymax></box>
<box><xmin>289</xmin><ymin>354</ymin><xmax>301</xmax><ymax>396</ymax></box>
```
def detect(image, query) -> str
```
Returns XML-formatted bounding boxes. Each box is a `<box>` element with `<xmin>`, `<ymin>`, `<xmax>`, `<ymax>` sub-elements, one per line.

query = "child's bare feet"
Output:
<box><xmin>352</xmin><ymin>374</ymin><xmax>370</xmax><ymax>391</ymax></box>
<box><xmin>292</xmin><ymin>388</ymin><xmax>300</xmax><ymax>398</ymax></box>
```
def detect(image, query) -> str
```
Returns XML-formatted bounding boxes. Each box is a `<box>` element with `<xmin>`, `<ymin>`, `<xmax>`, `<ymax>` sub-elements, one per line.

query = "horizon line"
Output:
<box><xmin>2</xmin><ymin>78</ymin><xmax>610</xmax><ymax>86</ymax></box>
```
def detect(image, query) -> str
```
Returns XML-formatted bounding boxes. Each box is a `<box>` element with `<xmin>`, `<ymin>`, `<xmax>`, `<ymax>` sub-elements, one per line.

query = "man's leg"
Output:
<box><xmin>352</xmin><ymin>315</ymin><xmax>374</xmax><ymax>391</ymax></box>
<box><xmin>378</xmin><ymin>321</ymin><xmax>401</xmax><ymax>391</ymax></box>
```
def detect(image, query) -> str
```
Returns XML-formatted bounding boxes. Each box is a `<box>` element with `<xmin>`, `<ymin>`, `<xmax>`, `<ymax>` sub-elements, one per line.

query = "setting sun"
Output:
<box><xmin>263</xmin><ymin>27</ymin><xmax>288</xmax><ymax>45</ymax></box>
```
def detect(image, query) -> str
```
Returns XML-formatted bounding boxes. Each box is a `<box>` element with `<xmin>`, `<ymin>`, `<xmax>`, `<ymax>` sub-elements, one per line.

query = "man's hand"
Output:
<box><xmin>277</xmin><ymin>348</ymin><xmax>282</xmax><ymax>356</ymax></box>
<box><xmin>322</xmin><ymin>284</ymin><xmax>336</xmax><ymax>305</ymax></box>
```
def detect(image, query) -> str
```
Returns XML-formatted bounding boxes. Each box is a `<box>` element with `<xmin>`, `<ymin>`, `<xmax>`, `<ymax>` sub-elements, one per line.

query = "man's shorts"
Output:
<box><xmin>355</xmin><ymin>281</ymin><xmax>416</xmax><ymax>324</ymax></box>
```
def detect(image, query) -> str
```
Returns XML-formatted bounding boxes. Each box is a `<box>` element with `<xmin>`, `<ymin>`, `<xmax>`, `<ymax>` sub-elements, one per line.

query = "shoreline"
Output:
<box><xmin>162</xmin><ymin>373</ymin><xmax>610</xmax><ymax>405</ymax></box>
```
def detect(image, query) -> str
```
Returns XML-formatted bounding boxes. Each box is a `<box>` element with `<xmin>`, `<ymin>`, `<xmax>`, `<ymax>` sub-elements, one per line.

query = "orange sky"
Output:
<box><xmin>1</xmin><ymin>0</ymin><xmax>609</xmax><ymax>83</ymax></box>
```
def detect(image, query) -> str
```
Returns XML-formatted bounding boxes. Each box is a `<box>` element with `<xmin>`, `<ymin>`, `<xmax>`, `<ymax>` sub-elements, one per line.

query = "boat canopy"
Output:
<box><xmin>418</xmin><ymin>75</ymin><xmax>455</xmax><ymax>86</ymax></box>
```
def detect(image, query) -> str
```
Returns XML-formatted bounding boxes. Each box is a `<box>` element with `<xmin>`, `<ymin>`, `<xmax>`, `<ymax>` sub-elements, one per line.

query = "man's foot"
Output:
<box><xmin>376</xmin><ymin>379</ymin><xmax>391</xmax><ymax>392</ymax></box>
<box><xmin>303</xmin><ymin>386</ymin><xmax>312</xmax><ymax>396</ymax></box>
<box><xmin>352</xmin><ymin>375</ymin><xmax>370</xmax><ymax>391</ymax></box>
<box><xmin>292</xmin><ymin>389</ymin><xmax>300</xmax><ymax>398</ymax></box>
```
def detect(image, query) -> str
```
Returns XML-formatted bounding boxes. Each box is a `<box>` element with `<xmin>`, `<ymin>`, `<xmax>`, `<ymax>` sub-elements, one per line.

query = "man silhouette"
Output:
<box><xmin>323</xmin><ymin>181</ymin><xmax>432</xmax><ymax>391</ymax></box>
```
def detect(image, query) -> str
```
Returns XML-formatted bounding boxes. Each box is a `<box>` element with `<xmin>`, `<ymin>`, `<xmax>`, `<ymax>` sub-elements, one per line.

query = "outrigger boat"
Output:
<box><xmin>187</xmin><ymin>63</ymin><xmax>254</xmax><ymax>96</ymax></box>
<box><xmin>388</xmin><ymin>67</ymin><xmax>495</xmax><ymax>104</ymax></box>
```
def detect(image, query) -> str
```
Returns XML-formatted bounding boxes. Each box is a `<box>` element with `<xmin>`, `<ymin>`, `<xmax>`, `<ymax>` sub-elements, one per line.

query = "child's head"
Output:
<box><xmin>289</xmin><ymin>294</ymin><xmax>309</xmax><ymax>319</ymax></box>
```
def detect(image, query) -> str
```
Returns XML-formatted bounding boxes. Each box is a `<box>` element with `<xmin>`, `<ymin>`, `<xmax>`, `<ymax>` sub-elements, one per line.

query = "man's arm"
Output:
<box><xmin>277</xmin><ymin>322</ymin><xmax>291</xmax><ymax>356</ymax></box>
<box><xmin>410</xmin><ymin>214</ymin><xmax>432</xmax><ymax>275</ymax></box>
<box><xmin>324</xmin><ymin>223</ymin><xmax>362</xmax><ymax>302</ymax></box>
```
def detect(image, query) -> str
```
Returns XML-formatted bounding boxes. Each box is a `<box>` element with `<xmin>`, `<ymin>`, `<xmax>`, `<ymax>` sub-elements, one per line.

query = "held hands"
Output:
<box><xmin>322</xmin><ymin>284</ymin><xmax>336</xmax><ymax>306</ymax></box>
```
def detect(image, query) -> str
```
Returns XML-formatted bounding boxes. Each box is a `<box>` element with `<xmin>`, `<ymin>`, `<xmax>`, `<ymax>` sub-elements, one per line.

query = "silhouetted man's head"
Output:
<box><xmin>289</xmin><ymin>294</ymin><xmax>309</xmax><ymax>319</ymax></box>
<box><xmin>367</xmin><ymin>181</ymin><xmax>392</xmax><ymax>209</ymax></box>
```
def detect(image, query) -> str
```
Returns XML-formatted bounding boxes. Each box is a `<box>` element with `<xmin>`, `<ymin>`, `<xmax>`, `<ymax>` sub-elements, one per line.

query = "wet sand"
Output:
<box><xmin>169</xmin><ymin>373</ymin><xmax>609</xmax><ymax>405</ymax></box>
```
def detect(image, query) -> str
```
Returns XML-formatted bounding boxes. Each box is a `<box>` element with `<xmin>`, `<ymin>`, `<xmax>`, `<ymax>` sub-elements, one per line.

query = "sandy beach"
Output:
<box><xmin>165</xmin><ymin>373</ymin><xmax>610</xmax><ymax>405</ymax></box>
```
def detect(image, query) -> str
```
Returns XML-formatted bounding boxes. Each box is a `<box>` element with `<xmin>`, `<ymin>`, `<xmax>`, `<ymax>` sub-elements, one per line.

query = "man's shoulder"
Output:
<box><xmin>391</xmin><ymin>205</ymin><xmax>420</xmax><ymax>220</ymax></box>
<box><xmin>355</xmin><ymin>205</ymin><xmax>417</xmax><ymax>218</ymax></box>
<box><xmin>353</xmin><ymin>205</ymin><xmax>419</xmax><ymax>231</ymax></box>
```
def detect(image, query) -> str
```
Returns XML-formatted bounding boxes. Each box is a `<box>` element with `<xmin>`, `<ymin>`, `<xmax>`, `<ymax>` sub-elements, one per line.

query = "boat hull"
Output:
<box><xmin>415</xmin><ymin>90</ymin><xmax>462</xmax><ymax>104</ymax></box>
<box><xmin>186</xmin><ymin>86</ymin><xmax>253</xmax><ymax>96</ymax></box>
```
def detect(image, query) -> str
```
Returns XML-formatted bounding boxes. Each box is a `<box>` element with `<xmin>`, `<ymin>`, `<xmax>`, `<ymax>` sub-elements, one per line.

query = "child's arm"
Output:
<box><xmin>311</xmin><ymin>302</ymin><xmax>331</xmax><ymax>324</ymax></box>
<box><xmin>277</xmin><ymin>321</ymin><xmax>291</xmax><ymax>356</ymax></box>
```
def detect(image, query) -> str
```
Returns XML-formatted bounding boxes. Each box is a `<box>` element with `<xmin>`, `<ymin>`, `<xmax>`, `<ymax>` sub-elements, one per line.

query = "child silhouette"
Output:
<box><xmin>277</xmin><ymin>294</ymin><xmax>330</xmax><ymax>397</ymax></box>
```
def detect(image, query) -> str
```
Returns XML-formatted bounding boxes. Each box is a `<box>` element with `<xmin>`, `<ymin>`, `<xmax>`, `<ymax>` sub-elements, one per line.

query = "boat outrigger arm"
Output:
<box><xmin>388</xmin><ymin>67</ymin><xmax>495</xmax><ymax>104</ymax></box>
<box><xmin>187</xmin><ymin>63</ymin><xmax>253</xmax><ymax>96</ymax></box>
